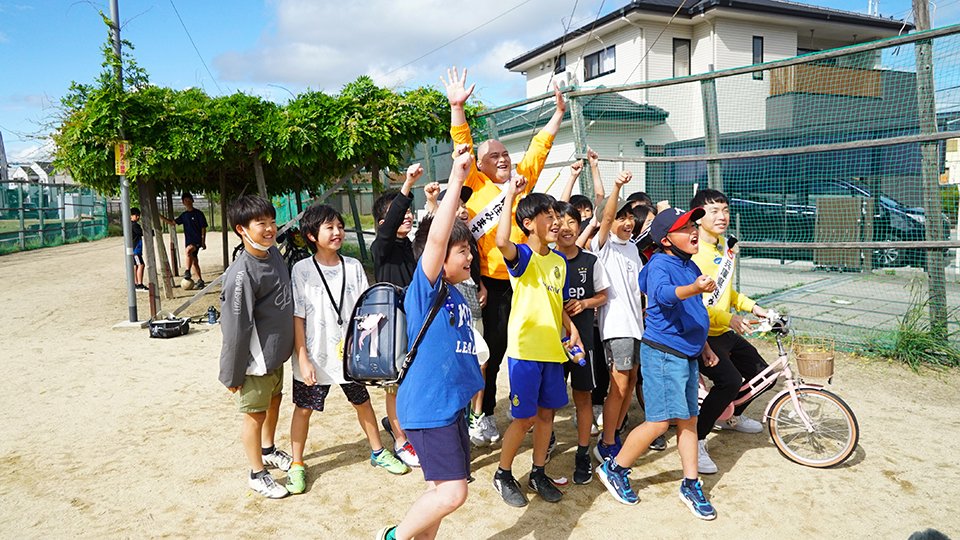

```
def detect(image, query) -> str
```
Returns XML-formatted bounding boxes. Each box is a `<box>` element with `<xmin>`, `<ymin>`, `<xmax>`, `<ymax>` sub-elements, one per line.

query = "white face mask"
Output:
<box><xmin>242</xmin><ymin>227</ymin><xmax>273</xmax><ymax>252</ymax></box>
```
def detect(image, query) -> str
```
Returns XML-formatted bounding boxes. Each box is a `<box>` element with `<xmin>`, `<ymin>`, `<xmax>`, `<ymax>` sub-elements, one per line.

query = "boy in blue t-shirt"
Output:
<box><xmin>377</xmin><ymin>145</ymin><xmax>484</xmax><ymax>540</ymax></box>
<box><xmin>596</xmin><ymin>207</ymin><xmax>722</xmax><ymax>521</ymax></box>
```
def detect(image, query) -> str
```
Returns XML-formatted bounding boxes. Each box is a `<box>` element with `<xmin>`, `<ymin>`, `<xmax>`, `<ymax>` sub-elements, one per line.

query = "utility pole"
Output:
<box><xmin>111</xmin><ymin>0</ymin><xmax>138</xmax><ymax>322</ymax></box>
<box><xmin>913</xmin><ymin>0</ymin><xmax>948</xmax><ymax>337</ymax></box>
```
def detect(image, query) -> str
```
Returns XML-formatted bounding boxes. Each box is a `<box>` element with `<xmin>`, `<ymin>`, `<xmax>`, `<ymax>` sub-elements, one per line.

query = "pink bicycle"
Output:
<box><xmin>700</xmin><ymin>315</ymin><xmax>860</xmax><ymax>468</ymax></box>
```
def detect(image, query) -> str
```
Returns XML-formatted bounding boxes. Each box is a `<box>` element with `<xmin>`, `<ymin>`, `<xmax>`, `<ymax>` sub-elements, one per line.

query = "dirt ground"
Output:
<box><xmin>1</xmin><ymin>233</ymin><xmax>958</xmax><ymax>539</ymax></box>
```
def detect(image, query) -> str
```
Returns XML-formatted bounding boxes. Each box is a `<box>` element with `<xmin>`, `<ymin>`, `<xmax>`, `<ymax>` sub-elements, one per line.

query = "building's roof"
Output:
<box><xmin>505</xmin><ymin>0</ymin><xmax>912</xmax><ymax>70</ymax></box>
<box><xmin>490</xmin><ymin>92</ymin><xmax>669</xmax><ymax>137</ymax></box>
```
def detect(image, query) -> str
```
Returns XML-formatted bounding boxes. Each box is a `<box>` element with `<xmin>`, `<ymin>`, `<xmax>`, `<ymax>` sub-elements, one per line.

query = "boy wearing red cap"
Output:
<box><xmin>595</xmin><ymin>206</ymin><xmax>721</xmax><ymax>521</ymax></box>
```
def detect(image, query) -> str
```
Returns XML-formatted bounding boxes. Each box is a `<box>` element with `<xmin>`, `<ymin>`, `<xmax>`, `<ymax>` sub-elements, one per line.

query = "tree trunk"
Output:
<box><xmin>253</xmin><ymin>152</ymin><xmax>268</xmax><ymax>198</ymax></box>
<box><xmin>136</xmin><ymin>179</ymin><xmax>161</xmax><ymax>314</ymax></box>
<box><xmin>220</xmin><ymin>169</ymin><xmax>229</xmax><ymax>270</ymax></box>
<box><xmin>147</xmin><ymin>180</ymin><xmax>175</xmax><ymax>300</ymax></box>
<box><xmin>370</xmin><ymin>159</ymin><xmax>382</xmax><ymax>198</ymax></box>
<box><xmin>166</xmin><ymin>190</ymin><xmax>180</xmax><ymax>276</ymax></box>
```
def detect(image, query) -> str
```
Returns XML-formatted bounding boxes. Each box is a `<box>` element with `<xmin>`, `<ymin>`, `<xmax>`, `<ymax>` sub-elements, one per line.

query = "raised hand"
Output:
<box><xmin>406</xmin><ymin>163</ymin><xmax>424</xmax><ymax>183</ymax></box>
<box><xmin>587</xmin><ymin>147</ymin><xmax>599</xmax><ymax>167</ymax></box>
<box><xmin>506</xmin><ymin>174</ymin><xmax>528</xmax><ymax>196</ymax></box>
<box><xmin>615</xmin><ymin>170</ymin><xmax>633</xmax><ymax>187</ymax></box>
<box><xmin>569</xmin><ymin>160</ymin><xmax>584</xmax><ymax>178</ymax></box>
<box><xmin>450</xmin><ymin>143</ymin><xmax>473</xmax><ymax>177</ymax></box>
<box><xmin>554</xmin><ymin>82</ymin><xmax>567</xmax><ymax>114</ymax></box>
<box><xmin>442</xmin><ymin>66</ymin><xmax>475</xmax><ymax>107</ymax></box>
<box><xmin>424</xmin><ymin>182</ymin><xmax>441</xmax><ymax>203</ymax></box>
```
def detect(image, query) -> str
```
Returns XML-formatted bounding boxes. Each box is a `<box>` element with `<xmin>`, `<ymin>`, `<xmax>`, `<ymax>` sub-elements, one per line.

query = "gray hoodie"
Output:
<box><xmin>218</xmin><ymin>246</ymin><xmax>293</xmax><ymax>388</ymax></box>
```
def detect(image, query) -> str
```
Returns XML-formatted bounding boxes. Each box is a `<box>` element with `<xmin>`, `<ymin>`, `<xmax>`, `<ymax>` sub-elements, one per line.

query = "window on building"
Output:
<box><xmin>673</xmin><ymin>38</ymin><xmax>691</xmax><ymax>77</ymax></box>
<box><xmin>554</xmin><ymin>53</ymin><xmax>566</xmax><ymax>74</ymax></box>
<box><xmin>753</xmin><ymin>36</ymin><xmax>764</xmax><ymax>80</ymax></box>
<box><xmin>584</xmin><ymin>46</ymin><xmax>616</xmax><ymax>81</ymax></box>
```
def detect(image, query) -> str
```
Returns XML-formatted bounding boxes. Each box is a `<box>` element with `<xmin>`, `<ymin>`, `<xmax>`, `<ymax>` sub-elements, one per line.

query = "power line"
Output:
<box><xmin>383</xmin><ymin>0</ymin><xmax>537</xmax><ymax>77</ymax></box>
<box><xmin>168</xmin><ymin>0</ymin><xmax>224</xmax><ymax>94</ymax></box>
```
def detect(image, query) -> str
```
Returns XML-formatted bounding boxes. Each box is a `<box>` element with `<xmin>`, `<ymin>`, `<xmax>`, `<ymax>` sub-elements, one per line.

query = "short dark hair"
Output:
<box><xmin>569</xmin><ymin>194</ymin><xmax>592</xmax><ymax>212</ymax></box>
<box><xmin>228</xmin><ymin>195</ymin><xmax>275</xmax><ymax>237</ymax></box>
<box><xmin>300</xmin><ymin>203</ymin><xmax>345</xmax><ymax>249</ymax></box>
<box><xmin>130</xmin><ymin>207</ymin><xmax>141</xmax><ymax>216</ymax></box>
<box><xmin>181</xmin><ymin>192</ymin><xmax>194</xmax><ymax>201</ymax></box>
<box><xmin>631</xmin><ymin>204</ymin><xmax>655</xmax><ymax>239</ymax></box>
<box><xmin>690</xmin><ymin>188</ymin><xmax>728</xmax><ymax>209</ymax></box>
<box><xmin>554</xmin><ymin>201</ymin><xmax>582</xmax><ymax>227</ymax></box>
<box><xmin>626</xmin><ymin>191</ymin><xmax>653</xmax><ymax>208</ymax></box>
<box><xmin>373</xmin><ymin>190</ymin><xmax>401</xmax><ymax>224</ymax></box>
<box><xmin>413</xmin><ymin>214</ymin><xmax>472</xmax><ymax>259</ymax></box>
<box><xmin>515</xmin><ymin>192</ymin><xmax>556</xmax><ymax>236</ymax></box>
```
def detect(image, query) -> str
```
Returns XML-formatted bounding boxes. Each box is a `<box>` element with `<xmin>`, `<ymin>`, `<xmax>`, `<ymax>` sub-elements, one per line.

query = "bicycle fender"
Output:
<box><xmin>763</xmin><ymin>384</ymin><xmax>826</xmax><ymax>421</ymax></box>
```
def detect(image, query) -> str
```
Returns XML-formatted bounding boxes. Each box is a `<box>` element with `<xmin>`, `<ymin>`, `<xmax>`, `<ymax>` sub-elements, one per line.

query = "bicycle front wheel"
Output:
<box><xmin>768</xmin><ymin>388</ymin><xmax>859</xmax><ymax>468</ymax></box>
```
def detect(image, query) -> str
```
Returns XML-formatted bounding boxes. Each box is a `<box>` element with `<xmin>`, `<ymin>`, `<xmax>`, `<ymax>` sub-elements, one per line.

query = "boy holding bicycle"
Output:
<box><xmin>689</xmin><ymin>189</ymin><xmax>774</xmax><ymax>474</ymax></box>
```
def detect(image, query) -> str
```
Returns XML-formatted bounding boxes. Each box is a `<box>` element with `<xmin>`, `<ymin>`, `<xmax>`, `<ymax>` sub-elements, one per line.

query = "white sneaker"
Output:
<box><xmin>593</xmin><ymin>405</ymin><xmax>604</xmax><ymax>435</ymax></box>
<box><xmin>262</xmin><ymin>449</ymin><xmax>293</xmax><ymax>471</ymax></box>
<box><xmin>697</xmin><ymin>440</ymin><xmax>718</xmax><ymax>475</ymax></box>
<box><xmin>248</xmin><ymin>471</ymin><xmax>288</xmax><ymax>498</ymax></box>
<box><xmin>718</xmin><ymin>414</ymin><xmax>763</xmax><ymax>434</ymax></box>
<box><xmin>395</xmin><ymin>441</ymin><xmax>421</xmax><ymax>468</ymax></box>
<box><xmin>469</xmin><ymin>413</ymin><xmax>488</xmax><ymax>447</ymax></box>
<box><xmin>481</xmin><ymin>415</ymin><xmax>500</xmax><ymax>444</ymax></box>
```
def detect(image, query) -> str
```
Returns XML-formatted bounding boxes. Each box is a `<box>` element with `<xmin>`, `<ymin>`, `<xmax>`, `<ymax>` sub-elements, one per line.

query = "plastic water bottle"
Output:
<box><xmin>561</xmin><ymin>336</ymin><xmax>586</xmax><ymax>366</ymax></box>
<box><xmin>207</xmin><ymin>306</ymin><xmax>219</xmax><ymax>325</ymax></box>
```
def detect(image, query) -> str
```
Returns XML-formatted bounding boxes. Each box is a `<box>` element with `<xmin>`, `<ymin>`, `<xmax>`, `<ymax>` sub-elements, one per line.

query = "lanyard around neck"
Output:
<box><xmin>311</xmin><ymin>254</ymin><xmax>346</xmax><ymax>326</ymax></box>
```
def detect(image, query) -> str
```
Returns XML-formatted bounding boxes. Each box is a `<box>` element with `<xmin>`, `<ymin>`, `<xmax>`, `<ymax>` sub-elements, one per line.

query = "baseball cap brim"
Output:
<box><xmin>668</xmin><ymin>206</ymin><xmax>705</xmax><ymax>233</ymax></box>
<box><xmin>438</xmin><ymin>186</ymin><xmax>473</xmax><ymax>204</ymax></box>
<box><xmin>599</xmin><ymin>195</ymin><xmax>632</xmax><ymax>216</ymax></box>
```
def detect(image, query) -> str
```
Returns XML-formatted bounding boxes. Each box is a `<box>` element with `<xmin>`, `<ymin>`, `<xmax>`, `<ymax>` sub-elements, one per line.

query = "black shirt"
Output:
<box><xmin>175</xmin><ymin>209</ymin><xmax>208</xmax><ymax>246</ymax></box>
<box><xmin>371</xmin><ymin>192</ymin><xmax>416</xmax><ymax>288</ymax></box>
<box><xmin>564</xmin><ymin>247</ymin><xmax>599</xmax><ymax>351</ymax></box>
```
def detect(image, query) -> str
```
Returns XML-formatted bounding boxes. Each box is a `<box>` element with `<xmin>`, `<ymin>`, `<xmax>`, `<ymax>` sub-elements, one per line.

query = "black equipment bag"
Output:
<box><xmin>148</xmin><ymin>317</ymin><xmax>190</xmax><ymax>338</ymax></box>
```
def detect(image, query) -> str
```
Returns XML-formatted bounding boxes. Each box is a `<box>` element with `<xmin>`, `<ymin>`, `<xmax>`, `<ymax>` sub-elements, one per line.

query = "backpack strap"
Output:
<box><xmin>397</xmin><ymin>281</ymin><xmax>448</xmax><ymax>383</ymax></box>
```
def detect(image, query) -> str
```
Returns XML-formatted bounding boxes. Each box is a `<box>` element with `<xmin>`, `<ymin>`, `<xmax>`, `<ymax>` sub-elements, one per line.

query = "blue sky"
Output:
<box><xmin>0</xmin><ymin>0</ymin><xmax>953</xmax><ymax>163</ymax></box>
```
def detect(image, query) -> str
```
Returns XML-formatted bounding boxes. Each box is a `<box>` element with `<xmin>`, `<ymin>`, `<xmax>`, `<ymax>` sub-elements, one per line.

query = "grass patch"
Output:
<box><xmin>864</xmin><ymin>280</ymin><xmax>960</xmax><ymax>370</ymax></box>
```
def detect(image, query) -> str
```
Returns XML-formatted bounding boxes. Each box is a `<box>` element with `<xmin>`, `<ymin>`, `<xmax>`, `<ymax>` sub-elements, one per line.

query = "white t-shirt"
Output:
<box><xmin>590</xmin><ymin>235</ymin><xmax>644</xmax><ymax>341</ymax></box>
<box><xmin>291</xmin><ymin>255</ymin><xmax>369</xmax><ymax>385</ymax></box>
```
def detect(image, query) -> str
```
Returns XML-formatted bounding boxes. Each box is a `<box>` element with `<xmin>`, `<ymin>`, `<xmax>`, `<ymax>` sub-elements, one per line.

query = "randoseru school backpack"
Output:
<box><xmin>342</xmin><ymin>281</ymin><xmax>447</xmax><ymax>386</ymax></box>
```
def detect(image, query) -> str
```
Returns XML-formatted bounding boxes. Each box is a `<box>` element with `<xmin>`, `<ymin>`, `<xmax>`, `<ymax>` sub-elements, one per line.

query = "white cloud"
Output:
<box><xmin>213</xmin><ymin>0</ymin><xmax>609</xmax><ymax>102</ymax></box>
<box><xmin>9</xmin><ymin>140</ymin><xmax>54</xmax><ymax>163</ymax></box>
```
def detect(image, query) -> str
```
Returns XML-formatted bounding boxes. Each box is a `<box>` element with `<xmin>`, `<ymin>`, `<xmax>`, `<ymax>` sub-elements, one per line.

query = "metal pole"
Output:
<box><xmin>701</xmin><ymin>75</ymin><xmax>723</xmax><ymax>191</ymax></box>
<box><xmin>111</xmin><ymin>0</ymin><xmax>138</xmax><ymax>322</ymax></box>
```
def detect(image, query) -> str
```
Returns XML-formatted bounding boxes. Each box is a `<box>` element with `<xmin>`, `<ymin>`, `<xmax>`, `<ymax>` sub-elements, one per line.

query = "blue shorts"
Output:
<box><xmin>639</xmin><ymin>343</ymin><xmax>699</xmax><ymax>422</ymax></box>
<box><xmin>507</xmin><ymin>358</ymin><xmax>568</xmax><ymax>419</ymax></box>
<box><xmin>406</xmin><ymin>415</ymin><xmax>470</xmax><ymax>482</ymax></box>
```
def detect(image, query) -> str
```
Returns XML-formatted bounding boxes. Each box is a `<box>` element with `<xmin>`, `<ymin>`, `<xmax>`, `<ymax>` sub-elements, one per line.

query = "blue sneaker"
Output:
<box><xmin>596</xmin><ymin>460</ymin><xmax>638</xmax><ymax>505</ymax></box>
<box><xmin>592</xmin><ymin>440</ymin><xmax>621</xmax><ymax>462</ymax></box>
<box><xmin>679</xmin><ymin>479</ymin><xmax>717</xmax><ymax>520</ymax></box>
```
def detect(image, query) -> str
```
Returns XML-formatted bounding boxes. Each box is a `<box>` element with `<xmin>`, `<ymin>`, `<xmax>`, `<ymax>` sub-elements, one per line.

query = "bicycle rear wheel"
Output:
<box><xmin>768</xmin><ymin>388</ymin><xmax>859</xmax><ymax>468</ymax></box>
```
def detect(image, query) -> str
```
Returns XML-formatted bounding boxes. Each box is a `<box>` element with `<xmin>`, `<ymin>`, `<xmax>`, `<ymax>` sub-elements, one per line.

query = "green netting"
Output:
<box><xmin>0</xmin><ymin>181</ymin><xmax>108</xmax><ymax>256</ymax></box>
<box><xmin>477</xmin><ymin>26</ymin><xmax>960</xmax><ymax>346</ymax></box>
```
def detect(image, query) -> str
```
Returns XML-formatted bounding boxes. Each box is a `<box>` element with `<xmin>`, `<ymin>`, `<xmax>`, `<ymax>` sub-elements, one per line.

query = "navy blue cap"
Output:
<box><xmin>438</xmin><ymin>185</ymin><xmax>473</xmax><ymax>204</ymax></box>
<box><xmin>649</xmin><ymin>206</ymin><xmax>705</xmax><ymax>246</ymax></box>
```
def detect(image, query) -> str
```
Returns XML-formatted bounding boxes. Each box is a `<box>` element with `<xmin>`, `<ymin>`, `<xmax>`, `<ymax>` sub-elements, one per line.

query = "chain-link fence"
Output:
<box><xmin>1</xmin><ymin>180</ymin><xmax>108</xmax><ymax>255</ymax></box>
<box><xmin>477</xmin><ymin>25</ymin><xmax>960</xmax><ymax>346</ymax></box>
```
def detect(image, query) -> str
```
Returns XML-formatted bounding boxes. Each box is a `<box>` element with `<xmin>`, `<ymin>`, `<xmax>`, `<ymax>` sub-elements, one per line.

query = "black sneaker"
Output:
<box><xmin>574</xmin><ymin>451</ymin><xmax>593</xmax><ymax>485</ymax></box>
<box><xmin>183</xmin><ymin>269</ymin><xmax>191</xmax><ymax>281</ymax></box>
<box><xmin>528</xmin><ymin>471</ymin><xmax>563</xmax><ymax>503</ymax></box>
<box><xmin>494</xmin><ymin>472</ymin><xmax>528</xmax><ymax>507</ymax></box>
<box><xmin>649</xmin><ymin>434</ymin><xmax>667</xmax><ymax>451</ymax></box>
<box><xmin>381</xmin><ymin>416</ymin><xmax>395</xmax><ymax>441</ymax></box>
<box><xmin>195</xmin><ymin>279</ymin><xmax>206</xmax><ymax>289</ymax></box>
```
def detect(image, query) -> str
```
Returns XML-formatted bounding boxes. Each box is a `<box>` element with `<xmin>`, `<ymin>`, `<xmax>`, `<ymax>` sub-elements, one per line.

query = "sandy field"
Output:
<box><xmin>1</xmin><ymin>233</ymin><xmax>959</xmax><ymax>539</ymax></box>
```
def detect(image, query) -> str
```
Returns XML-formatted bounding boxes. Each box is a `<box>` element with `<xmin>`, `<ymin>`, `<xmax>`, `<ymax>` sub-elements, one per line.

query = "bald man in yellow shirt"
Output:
<box><xmin>442</xmin><ymin>67</ymin><xmax>567</xmax><ymax>445</ymax></box>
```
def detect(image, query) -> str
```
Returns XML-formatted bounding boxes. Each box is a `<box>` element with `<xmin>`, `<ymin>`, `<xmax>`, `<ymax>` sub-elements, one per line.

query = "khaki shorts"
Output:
<box><xmin>236</xmin><ymin>366</ymin><xmax>284</xmax><ymax>413</ymax></box>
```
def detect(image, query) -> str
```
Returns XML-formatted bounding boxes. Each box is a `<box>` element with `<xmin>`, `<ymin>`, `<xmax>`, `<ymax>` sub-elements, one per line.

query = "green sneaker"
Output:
<box><xmin>371</xmin><ymin>449</ymin><xmax>409</xmax><ymax>475</ymax></box>
<box><xmin>285</xmin><ymin>463</ymin><xmax>307</xmax><ymax>494</ymax></box>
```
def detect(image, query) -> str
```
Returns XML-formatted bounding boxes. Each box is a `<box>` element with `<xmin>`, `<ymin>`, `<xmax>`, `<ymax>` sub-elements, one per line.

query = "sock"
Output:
<box><xmin>250</xmin><ymin>469</ymin><xmax>267</xmax><ymax>479</ymax></box>
<box><xmin>372</xmin><ymin>448</ymin><xmax>384</xmax><ymax>457</ymax></box>
<box><xmin>261</xmin><ymin>445</ymin><xmax>275</xmax><ymax>456</ymax></box>
<box><xmin>291</xmin><ymin>461</ymin><xmax>304</xmax><ymax>468</ymax></box>
<box><xmin>577</xmin><ymin>445</ymin><xmax>589</xmax><ymax>456</ymax></box>
<box><xmin>682</xmin><ymin>477</ymin><xmax>699</xmax><ymax>488</ymax></box>
<box><xmin>495</xmin><ymin>467</ymin><xmax>512</xmax><ymax>479</ymax></box>
<box><xmin>531</xmin><ymin>465</ymin><xmax>545</xmax><ymax>477</ymax></box>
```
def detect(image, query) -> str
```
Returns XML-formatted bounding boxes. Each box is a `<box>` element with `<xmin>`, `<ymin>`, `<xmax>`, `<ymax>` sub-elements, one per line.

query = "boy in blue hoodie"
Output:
<box><xmin>595</xmin><ymin>207</ymin><xmax>721</xmax><ymax>521</ymax></box>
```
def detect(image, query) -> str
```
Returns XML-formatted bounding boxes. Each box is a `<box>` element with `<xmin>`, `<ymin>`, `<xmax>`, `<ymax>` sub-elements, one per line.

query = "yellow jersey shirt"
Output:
<box><xmin>691</xmin><ymin>237</ymin><xmax>757</xmax><ymax>337</ymax></box>
<box><xmin>450</xmin><ymin>122</ymin><xmax>554</xmax><ymax>281</ymax></box>
<box><xmin>506</xmin><ymin>244</ymin><xmax>568</xmax><ymax>363</ymax></box>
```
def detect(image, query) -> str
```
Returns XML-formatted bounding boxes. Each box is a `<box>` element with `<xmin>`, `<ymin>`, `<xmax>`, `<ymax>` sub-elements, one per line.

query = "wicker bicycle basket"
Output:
<box><xmin>792</xmin><ymin>336</ymin><xmax>835</xmax><ymax>379</ymax></box>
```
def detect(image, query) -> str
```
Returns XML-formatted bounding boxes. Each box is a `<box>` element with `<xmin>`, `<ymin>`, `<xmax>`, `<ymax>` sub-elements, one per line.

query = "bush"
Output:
<box><xmin>943</xmin><ymin>185</ymin><xmax>959</xmax><ymax>225</ymax></box>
